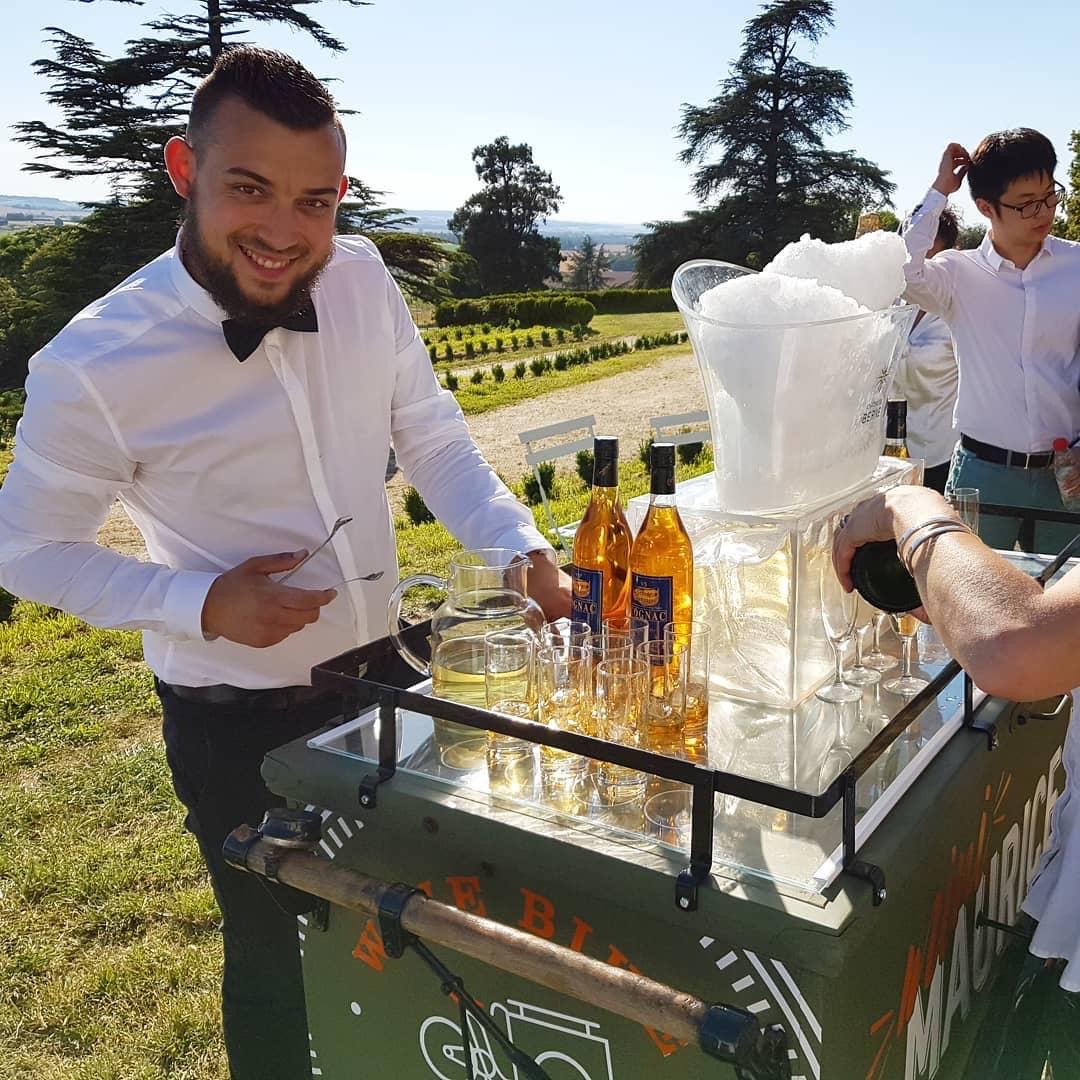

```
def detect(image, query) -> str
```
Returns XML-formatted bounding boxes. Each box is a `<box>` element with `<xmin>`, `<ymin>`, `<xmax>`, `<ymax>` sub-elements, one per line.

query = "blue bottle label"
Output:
<box><xmin>570</xmin><ymin>565</ymin><xmax>604</xmax><ymax>635</ymax></box>
<box><xmin>630</xmin><ymin>573</ymin><xmax>674</xmax><ymax>636</ymax></box>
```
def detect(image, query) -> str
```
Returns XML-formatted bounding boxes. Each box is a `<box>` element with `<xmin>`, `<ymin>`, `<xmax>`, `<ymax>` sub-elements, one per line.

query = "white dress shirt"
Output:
<box><xmin>0</xmin><ymin>235</ymin><xmax>549</xmax><ymax>688</ymax></box>
<box><xmin>902</xmin><ymin>188</ymin><xmax>1080</xmax><ymax>453</ymax></box>
<box><xmin>892</xmin><ymin>312</ymin><xmax>958</xmax><ymax>468</ymax></box>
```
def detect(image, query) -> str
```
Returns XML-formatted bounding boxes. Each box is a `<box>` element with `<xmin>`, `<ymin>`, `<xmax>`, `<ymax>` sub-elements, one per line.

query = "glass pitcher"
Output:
<box><xmin>387</xmin><ymin>548</ymin><xmax>545</xmax><ymax>767</ymax></box>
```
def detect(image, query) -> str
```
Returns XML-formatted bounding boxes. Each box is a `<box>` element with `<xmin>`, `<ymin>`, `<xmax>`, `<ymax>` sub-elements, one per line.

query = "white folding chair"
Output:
<box><xmin>518</xmin><ymin>415</ymin><xmax>596</xmax><ymax>553</ymax></box>
<box><xmin>649</xmin><ymin>410</ymin><xmax>711</xmax><ymax>449</ymax></box>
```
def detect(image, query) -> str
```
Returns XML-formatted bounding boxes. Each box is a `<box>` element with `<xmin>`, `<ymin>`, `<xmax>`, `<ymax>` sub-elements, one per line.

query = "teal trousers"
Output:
<box><xmin>948</xmin><ymin>445</ymin><xmax>1080</xmax><ymax>555</ymax></box>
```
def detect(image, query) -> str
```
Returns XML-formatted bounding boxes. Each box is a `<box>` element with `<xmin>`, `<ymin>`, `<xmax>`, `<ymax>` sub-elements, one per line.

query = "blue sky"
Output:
<box><xmin>0</xmin><ymin>0</ymin><xmax>1076</xmax><ymax>231</ymax></box>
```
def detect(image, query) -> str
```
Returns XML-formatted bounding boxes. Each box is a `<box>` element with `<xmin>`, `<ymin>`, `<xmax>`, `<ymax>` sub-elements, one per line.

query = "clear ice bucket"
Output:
<box><xmin>672</xmin><ymin>260</ymin><xmax>917</xmax><ymax>515</ymax></box>
<box><xmin>626</xmin><ymin>458</ymin><xmax>920</xmax><ymax>709</ymax></box>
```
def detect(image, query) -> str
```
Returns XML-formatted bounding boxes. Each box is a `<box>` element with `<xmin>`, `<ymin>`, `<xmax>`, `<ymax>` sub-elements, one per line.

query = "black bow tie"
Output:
<box><xmin>222</xmin><ymin>303</ymin><xmax>319</xmax><ymax>362</ymax></box>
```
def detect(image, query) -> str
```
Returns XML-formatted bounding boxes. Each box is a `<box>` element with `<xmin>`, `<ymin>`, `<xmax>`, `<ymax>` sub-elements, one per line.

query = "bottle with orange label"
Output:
<box><xmin>629</xmin><ymin>442</ymin><xmax>693</xmax><ymax>639</ymax></box>
<box><xmin>570</xmin><ymin>436</ymin><xmax>631</xmax><ymax>634</ymax></box>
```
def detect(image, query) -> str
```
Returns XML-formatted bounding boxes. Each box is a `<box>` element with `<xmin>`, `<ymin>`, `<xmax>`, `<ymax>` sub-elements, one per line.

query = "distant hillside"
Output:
<box><xmin>404</xmin><ymin>209</ymin><xmax>644</xmax><ymax>248</ymax></box>
<box><xmin>0</xmin><ymin>196</ymin><xmax>645</xmax><ymax>244</ymax></box>
<box><xmin>0</xmin><ymin>194</ymin><xmax>88</xmax><ymax>212</ymax></box>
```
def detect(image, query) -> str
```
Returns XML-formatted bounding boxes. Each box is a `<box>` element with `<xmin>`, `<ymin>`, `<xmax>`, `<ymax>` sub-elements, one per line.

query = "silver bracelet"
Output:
<box><xmin>901</xmin><ymin>523</ymin><xmax>970</xmax><ymax>573</ymax></box>
<box><xmin>896</xmin><ymin>515</ymin><xmax>963</xmax><ymax>561</ymax></box>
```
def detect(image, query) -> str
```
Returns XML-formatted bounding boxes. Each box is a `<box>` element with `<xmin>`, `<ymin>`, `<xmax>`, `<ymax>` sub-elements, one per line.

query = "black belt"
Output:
<box><xmin>960</xmin><ymin>435</ymin><xmax>1054</xmax><ymax>470</ymax></box>
<box><xmin>156</xmin><ymin>679</ymin><xmax>335</xmax><ymax>709</ymax></box>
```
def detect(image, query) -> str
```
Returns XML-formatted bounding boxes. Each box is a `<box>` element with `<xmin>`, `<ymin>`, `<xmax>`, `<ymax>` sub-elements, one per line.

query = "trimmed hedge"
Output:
<box><xmin>434</xmin><ymin>288</ymin><xmax>673</xmax><ymax>327</ymax></box>
<box><xmin>574</xmin><ymin>288</ymin><xmax>675</xmax><ymax>314</ymax></box>
<box><xmin>435</xmin><ymin>294</ymin><xmax>596</xmax><ymax>329</ymax></box>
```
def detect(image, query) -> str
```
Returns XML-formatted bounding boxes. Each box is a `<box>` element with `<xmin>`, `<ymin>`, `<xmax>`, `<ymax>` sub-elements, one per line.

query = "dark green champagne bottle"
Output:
<box><xmin>850</xmin><ymin>540</ymin><xmax>922</xmax><ymax>613</ymax></box>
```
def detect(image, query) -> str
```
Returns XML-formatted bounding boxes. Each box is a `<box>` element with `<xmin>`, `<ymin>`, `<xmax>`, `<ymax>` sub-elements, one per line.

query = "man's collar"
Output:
<box><xmin>982</xmin><ymin>229</ymin><xmax>1055</xmax><ymax>272</ymax></box>
<box><xmin>168</xmin><ymin>231</ymin><xmax>230</xmax><ymax>326</ymax></box>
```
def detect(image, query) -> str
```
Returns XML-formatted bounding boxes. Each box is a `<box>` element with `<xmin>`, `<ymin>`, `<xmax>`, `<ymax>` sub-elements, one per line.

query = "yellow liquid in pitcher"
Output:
<box><xmin>430</xmin><ymin>642</ymin><xmax>488</xmax><ymax>769</ymax></box>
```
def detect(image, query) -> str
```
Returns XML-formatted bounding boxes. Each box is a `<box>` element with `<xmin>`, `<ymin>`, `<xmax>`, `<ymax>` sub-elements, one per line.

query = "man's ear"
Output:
<box><xmin>973</xmin><ymin>197</ymin><xmax>995</xmax><ymax>223</ymax></box>
<box><xmin>338</xmin><ymin>175</ymin><xmax>349</xmax><ymax>202</ymax></box>
<box><xmin>164</xmin><ymin>136</ymin><xmax>196</xmax><ymax>199</ymax></box>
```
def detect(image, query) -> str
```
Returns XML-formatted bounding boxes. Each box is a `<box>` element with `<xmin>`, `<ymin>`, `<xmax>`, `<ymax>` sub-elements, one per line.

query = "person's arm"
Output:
<box><xmin>0</xmin><ymin>356</ymin><xmax>218</xmax><ymax>639</ymax></box>
<box><xmin>0</xmin><ymin>356</ymin><xmax>337</xmax><ymax>646</ymax></box>
<box><xmin>384</xmin><ymin>270</ymin><xmax>570</xmax><ymax>618</ymax></box>
<box><xmin>900</xmin><ymin>144</ymin><xmax>969</xmax><ymax>317</ymax></box>
<box><xmin>835</xmin><ymin>485</ymin><xmax>1080</xmax><ymax>700</ymax></box>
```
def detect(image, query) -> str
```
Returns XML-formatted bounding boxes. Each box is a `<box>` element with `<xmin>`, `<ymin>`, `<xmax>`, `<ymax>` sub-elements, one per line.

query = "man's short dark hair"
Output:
<box><xmin>967</xmin><ymin>128</ymin><xmax>1056</xmax><ymax>205</ymax></box>
<box><xmin>936</xmin><ymin>205</ymin><xmax>959</xmax><ymax>250</ymax></box>
<box><xmin>187</xmin><ymin>46</ymin><xmax>345</xmax><ymax>155</ymax></box>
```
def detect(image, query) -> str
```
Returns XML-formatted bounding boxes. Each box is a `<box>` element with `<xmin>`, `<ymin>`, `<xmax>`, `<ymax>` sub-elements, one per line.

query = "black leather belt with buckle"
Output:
<box><xmin>156</xmin><ymin>679</ymin><xmax>334</xmax><ymax>709</ymax></box>
<box><xmin>960</xmin><ymin>434</ymin><xmax>1054</xmax><ymax>470</ymax></box>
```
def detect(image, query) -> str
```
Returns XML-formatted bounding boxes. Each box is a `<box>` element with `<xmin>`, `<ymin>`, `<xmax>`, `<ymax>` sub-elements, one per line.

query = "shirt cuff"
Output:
<box><xmin>487</xmin><ymin>522</ymin><xmax>553</xmax><ymax>558</ymax></box>
<box><xmin>162</xmin><ymin>569</ymin><xmax>221</xmax><ymax>642</ymax></box>
<box><xmin>909</xmin><ymin>188</ymin><xmax>947</xmax><ymax>223</ymax></box>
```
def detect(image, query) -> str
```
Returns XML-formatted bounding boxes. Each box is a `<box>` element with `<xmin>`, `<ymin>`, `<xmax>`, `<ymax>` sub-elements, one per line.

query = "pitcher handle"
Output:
<box><xmin>387</xmin><ymin>573</ymin><xmax>445</xmax><ymax>676</ymax></box>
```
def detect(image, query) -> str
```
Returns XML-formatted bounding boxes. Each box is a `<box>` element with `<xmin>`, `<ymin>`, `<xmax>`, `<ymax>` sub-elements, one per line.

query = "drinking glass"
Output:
<box><xmin>603</xmin><ymin>616</ymin><xmax>651</xmax><ymax>648</ymax></box>
<box><xmin>817</xmin><ymin>567</ymin><xmax>861</xmax><ymax>703</ymax></box>
<box><xmin>862</xmin><ymin>611</ymin><xmax>898</xmax><ymax>672</ymax></box>
<box><xmin>644</xmin><ymin>785</ymin><xmax>694</xmax><ymax>850</ymax></box>
<box><xmin>845</xmin><ymin>618</ymin><xmax>881</xmax><ymax>687</ymax></box>
<box><xmin>884</xmin><ymin>612</ymin><xmax>929</xmax><ymax>695</ymax></box>
<box><xmin>541</xmin><ymin>619</ymin><xmax>591</xmax><ymax>652</ymax></box>
<box><xmin>536</xmin><ymin>644</ymin><xmax>593</xmax><ymax>812</ymax></box>
<box><xmin>663</xmin><ymin>621</ymin><xmax>710</xmax><ymax>754</ymax></box>
<box><xmin>637</xmin><ymin>638</ymin><xmax>687</xmax><ymax>734</ymax></box>
<box><xmin>593</xmin><ymin>656</ymin><xmax>648</xmax><ymax>799</ymax></box>
<box><xmin>947</xmin><ymin>486</ymin><xmax>980</xmax><ymax>534</ymax></box>
<box><xmin>484</xmin><ymin>631</ymin><xmax>536</xmax><ymax>794</ymax></box>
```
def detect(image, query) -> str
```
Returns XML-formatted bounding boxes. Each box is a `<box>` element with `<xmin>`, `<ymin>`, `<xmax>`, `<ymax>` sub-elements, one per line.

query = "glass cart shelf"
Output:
<box><xmin>309</xmin><ymin>550</ymin><xmax>1075</xmax><ymax>909</ymax></box>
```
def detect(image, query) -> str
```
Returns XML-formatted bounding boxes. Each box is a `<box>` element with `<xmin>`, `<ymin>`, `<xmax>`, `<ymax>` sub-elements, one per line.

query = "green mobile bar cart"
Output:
<box><xmin>260</xmin><ymin>552</ymin><xmax>1072</xmax><ymax>1080</ymax></box>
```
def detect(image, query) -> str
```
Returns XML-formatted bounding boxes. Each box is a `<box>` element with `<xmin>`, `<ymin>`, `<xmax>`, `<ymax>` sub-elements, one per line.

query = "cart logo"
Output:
<box><xmin>698</xmin><ymin>940</ymin><xmax>822</xmax><ymax>1080</ymax></box>
<box><xmin>419</xmin><ymin>998</ymin><xmax>614</xmax><ymax>1080</ymax></box>
<box><xmin>632</xmin><ymin>585</ymin><xmax>659</xmax><ymax>608</ymax></box>
<box><xmin>868</xmin><ymin>748</ymin><xmax>1063</xmax><ymax>1080</ymax></box>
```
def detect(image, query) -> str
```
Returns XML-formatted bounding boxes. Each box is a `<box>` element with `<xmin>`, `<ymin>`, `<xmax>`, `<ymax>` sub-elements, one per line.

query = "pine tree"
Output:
<box><xmin>448</xmin><ymin>136</ymin><xmax>562</xmax><ymax>294</ymax></box>
<box><xmin>635</xmin><ymin>0</ymin><xmax>893</xmax><ymax>285</ymax></box>
<box><xmin>566</xmin><ymin>235</ymin><xmax>612</xmax><ymax>291</ymax></box>
<box><xmin>1</xmin><ymin>1</ymin><xmax>446</xmax><ymax>385</ymax></box>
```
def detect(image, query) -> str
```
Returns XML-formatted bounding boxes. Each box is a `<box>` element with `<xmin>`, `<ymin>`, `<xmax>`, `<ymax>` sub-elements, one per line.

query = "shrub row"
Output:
<box><xmin>435</xmin><ymin>295</ymin><xmax>596</xmax><ymax>328</ymax></box>
<box><xmin>441</xmin><ymin>331</ymin><xmax>688</xmax><ymax>390</ymax></box>
<box><xmin>426</xmin><ymin>324</ymin><xmax>588</xmax><ymax>363</ymax></box>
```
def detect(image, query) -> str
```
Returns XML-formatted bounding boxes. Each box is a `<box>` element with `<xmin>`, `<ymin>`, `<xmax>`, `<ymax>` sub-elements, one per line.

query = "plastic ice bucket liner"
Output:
<box><xmin>672</xmin><ymin>260</ymin><xmax>917</xmax><ymax>515</ymax></box>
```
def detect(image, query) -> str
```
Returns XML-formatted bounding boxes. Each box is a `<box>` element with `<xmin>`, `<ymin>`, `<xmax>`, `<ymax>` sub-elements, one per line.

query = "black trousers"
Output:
<box><xmin>923</xmin><ymin>460</ymin><xmax>950</xmax><ymax>494</ymax></box>
<box><xmin>158</xmin><ymin>681</ymin><xmax>344</xmax><ymax>1080</ymax></box>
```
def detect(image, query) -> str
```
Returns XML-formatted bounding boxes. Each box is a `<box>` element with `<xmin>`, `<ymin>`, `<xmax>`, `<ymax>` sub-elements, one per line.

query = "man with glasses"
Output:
<box><xmin>902</xmin><ymin>128</ymin><xmax>1080</xmax><ymax>553</ymax></box>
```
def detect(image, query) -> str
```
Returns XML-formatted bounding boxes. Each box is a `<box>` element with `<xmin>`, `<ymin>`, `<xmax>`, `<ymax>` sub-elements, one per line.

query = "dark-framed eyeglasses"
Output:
<box><xmin>998</xmin><ymin>182</ymin><xmax>1066</xmax><ymax>220</ymax></box>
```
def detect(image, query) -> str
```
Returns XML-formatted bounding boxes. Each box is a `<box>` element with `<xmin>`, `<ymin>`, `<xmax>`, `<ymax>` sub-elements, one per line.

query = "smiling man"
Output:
<box><xmin>901</xmin><ymin>129</ymin><xmax>1080</xmax><ymax>553</ymax></box>
<box><xmin>0</xmin><ymin>48</ymin><xmax>568</xmax><ymax>1078</ymax></box>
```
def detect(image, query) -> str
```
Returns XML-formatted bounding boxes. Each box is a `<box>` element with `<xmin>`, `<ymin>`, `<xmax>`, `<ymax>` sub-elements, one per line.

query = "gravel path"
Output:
<box><xmin>97</xmin><ymin>349</ymin><xmax>704</xmax><ymax>556</ymax></box>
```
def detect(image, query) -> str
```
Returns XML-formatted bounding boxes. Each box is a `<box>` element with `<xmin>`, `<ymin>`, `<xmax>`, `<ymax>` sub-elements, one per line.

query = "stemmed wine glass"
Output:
<box><xmin>845</xmin><ymin>611</ymin><xmax>882</xmax><ymax>687</ymax></box>
<box><xmin>862</xmin><ymin>611</ymin><xmax>898</xmax><ymax>671</ymax></box>
<box><xmin>884</xmin><ymin>612</ymin><xmax>929</xmax><ymax>695</ymax></box>
<box><xmin>817</xmin><ymin>567</ymin><xmax>861</xmax><ymax>703</ymax></box>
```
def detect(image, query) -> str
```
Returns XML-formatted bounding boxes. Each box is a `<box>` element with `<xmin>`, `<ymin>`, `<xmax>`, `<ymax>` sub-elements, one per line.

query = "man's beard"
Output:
<box><xmin>181</xmin><ymin>196</ymin><xmax>331</xmax><ymax>324</ymax></box>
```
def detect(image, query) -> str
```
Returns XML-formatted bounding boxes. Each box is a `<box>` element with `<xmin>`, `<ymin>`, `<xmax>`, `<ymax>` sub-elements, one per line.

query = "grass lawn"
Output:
<box><xmin>0</xmin><ymin>402</ymin><xmax>710</xmax><ymax>1077</ymax></box>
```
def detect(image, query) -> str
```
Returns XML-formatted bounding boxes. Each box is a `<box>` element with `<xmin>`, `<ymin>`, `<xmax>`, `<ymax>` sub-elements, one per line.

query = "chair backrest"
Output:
<box><xmin>648</xmin><ymin>409</ymin><xmax>711</xmax><ymax>448</ymax></box>
<box><xmin>517</xmin><ymin>415</ymin><xmax>596</xmax><ymax>550</ymax></box>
